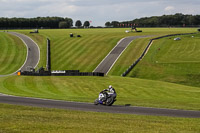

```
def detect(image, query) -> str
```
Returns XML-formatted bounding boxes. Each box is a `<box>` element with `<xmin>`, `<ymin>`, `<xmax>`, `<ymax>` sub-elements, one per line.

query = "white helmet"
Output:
<box><xmin>109</xmin><ymin>85</ymin><xmax>112</xmax><ymax>89</ymax></box>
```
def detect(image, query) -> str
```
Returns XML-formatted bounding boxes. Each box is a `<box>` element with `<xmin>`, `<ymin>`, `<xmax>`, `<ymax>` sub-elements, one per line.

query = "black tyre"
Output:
<box><xmin>106</xmin><ymin>97</ymin><xmax>114</xmax><ymax>106</ymax></box>
<box><xmin>94</xmin><ymin>99</ymin><xmax>99</xmax><ymax>105</ymax></box>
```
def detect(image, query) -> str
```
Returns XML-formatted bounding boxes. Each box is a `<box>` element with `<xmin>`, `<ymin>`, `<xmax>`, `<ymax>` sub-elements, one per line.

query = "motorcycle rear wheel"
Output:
<box><xmin>106</xmin><ymin>97</ymin><xmax>114</xmax><ymax>106</ymax></box>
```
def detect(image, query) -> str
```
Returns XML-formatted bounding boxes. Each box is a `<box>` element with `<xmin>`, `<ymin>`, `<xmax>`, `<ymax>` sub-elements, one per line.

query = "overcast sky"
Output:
<box><xmin>0</xmin><ymin>0</ymin><xmax>200</xmax><ymax>26</ymax></box>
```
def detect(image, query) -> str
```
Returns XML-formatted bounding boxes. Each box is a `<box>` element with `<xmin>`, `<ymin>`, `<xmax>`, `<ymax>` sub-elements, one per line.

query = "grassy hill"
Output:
<box><xmin>0</xmin><ymin>32</ymin><xmax>26</xmax><ymax>75</ymax></box>
<box><xmin>16</xmin><ymin>28</ymin><xmax>130</xmax><ymax>72</ymax></box>
<box><xmin>15</xmin><ymin>28</ymin><xmax>196</xmax><ymax>72</ymax></box>
<box><xmin>128</xmin><ymin>33</ymin><xmax>200</xmax><ymax>87</ymax></box>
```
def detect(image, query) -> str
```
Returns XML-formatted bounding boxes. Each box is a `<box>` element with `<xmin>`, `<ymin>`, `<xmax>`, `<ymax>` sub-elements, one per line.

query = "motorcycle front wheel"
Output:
<box><xmin>94</xmin><ymin>99</ymin><xmax>99</xmax><ymax>105</ymax></box>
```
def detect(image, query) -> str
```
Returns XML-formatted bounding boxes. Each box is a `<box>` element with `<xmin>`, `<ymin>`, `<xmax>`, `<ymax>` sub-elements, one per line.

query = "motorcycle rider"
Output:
<box><xmin>95</xmin><ymin>85</ymin><xmax>117</xmax><ymax>105</ymax></box>
<box><xmin>103</xmin><ymin>85</ymin><xmax>117</xmax><ymax>100</ymax></box>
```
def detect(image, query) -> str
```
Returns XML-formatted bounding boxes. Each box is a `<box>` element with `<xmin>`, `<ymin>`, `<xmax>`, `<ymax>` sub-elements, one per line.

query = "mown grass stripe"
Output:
<box><xmin>34</xmin><ymin>77</ymin><xmax>59</xmax><ymax>97</ymax></box>
<box><xmin>0</xmin><ymin>33</ymin><xmax>26</xmax><ymax>75</ymax></box>
<box><xmin>0</xmin><ymin>33</ymin><xmax>8</xmax><ymax>61</ymax></box>
<box><xmin>0</xmin><ymin>35</ymin><xmax>16</xmax><ymax>73</ymax></box>
<box><xmin>2</xmin><ymin>76</ymin><xmax>30</xmax><ymax>95</ymax></box>
<box><xmin>52</xmin><ymin>38</ymin><xmax>75</xmax><ymax>57</ymax></box>
<box><xmin>54</xmin><ymin>38</ymin><xmax>92</xmax><ymax>70</ymax></box>
<box><xmin>0</xmin><ymin>34</ymin><xmax>9</xmax><ymax>73</ymax></box>
<box><xmin>53</xmin><ymin>42</ymin><xmax>83</xmax><ymax>70</ymax></box>
<box><xmin>52</xmin><ymin>40</ymin><xmax>76</xmax><ymax>65</ymax></box>
<box><xmin>51</xmin><ymin>37</ymin><xmax>92</xmax><ymax>70</ymax></box>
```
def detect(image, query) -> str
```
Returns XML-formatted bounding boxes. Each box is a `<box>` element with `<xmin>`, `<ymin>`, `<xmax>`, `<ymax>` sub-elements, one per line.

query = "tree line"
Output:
<box><xmin>0</xmin><ymin>17</ymin><xmax>91</xmax><ymax>29</ymax></box>
<box><xmin>105</xmin><ymin>13</ymin><xmax>200</xmax><ymax>27</ymax></box>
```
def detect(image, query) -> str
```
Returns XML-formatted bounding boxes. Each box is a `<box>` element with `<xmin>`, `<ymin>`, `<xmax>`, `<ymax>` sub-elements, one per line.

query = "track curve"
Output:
<box><xmin>0</xmin><ymin>32</ymin><xmax>40</xmax><ymax>77</ymax></box>
<box><xmin>8</xmin><ymin>32</ymin><xmax>40</xmax><ymax>72</ymax></box>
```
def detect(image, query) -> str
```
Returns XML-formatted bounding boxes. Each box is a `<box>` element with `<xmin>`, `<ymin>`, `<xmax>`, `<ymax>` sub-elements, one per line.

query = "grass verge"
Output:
<box><xmin>0</xmin><ymin>103</ymin><xmax>200</xmax><ymax>133</ymax></box>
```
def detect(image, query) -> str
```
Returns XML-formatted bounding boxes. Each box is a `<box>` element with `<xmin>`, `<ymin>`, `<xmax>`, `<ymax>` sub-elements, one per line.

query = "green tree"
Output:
<box><xmin>111</xmin><ymin>21</ymin><xmax>119</xmax><ymax>27</ymax></box>
<box><xmin>75</xmin><ymin>20</ymin><xmax>82</xmax><ymax>28</ymax></box>
<box><xmin>65</xmin><ymin>17</ymin><xmax>73</xmax><ymax>27</ymax></box>
<box><xmin>105</xmin><ymin>22</ymin><xmax>111</xmax><ymax>27</ymax></box>
<box><xmin>83</xmin><ymin>21</ymin><xmax>90</xmax><ymax>28</ymax></box>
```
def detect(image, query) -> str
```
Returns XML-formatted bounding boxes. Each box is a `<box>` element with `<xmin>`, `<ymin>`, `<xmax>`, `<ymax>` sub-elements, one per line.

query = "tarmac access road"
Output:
<box><xmin>0</xmin><ymin>94</ymin><xmax>200</xmax><ymax>118</ymax></box>
<box><xmin>93</xmin><ymin>36</ymin><xmax>151</xmax><ymax>75</ymax></box>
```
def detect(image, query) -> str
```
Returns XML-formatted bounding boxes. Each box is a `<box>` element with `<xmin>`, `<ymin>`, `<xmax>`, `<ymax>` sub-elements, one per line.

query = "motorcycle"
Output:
<box><xmin>94</xmin><ymin>90</ymin><xmax>116</xmax><ymax>106</ymax></box>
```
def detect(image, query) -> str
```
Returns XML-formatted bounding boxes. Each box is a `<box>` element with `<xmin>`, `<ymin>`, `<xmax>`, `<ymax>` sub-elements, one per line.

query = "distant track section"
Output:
<box><xmin>93</xmin><ymin>36</ymin><xmax>150</xmax><ymax>75</ymax></box>
<box><xmin>8</xmin><ymin>32</ymin><xmax>40</xmax><ymax>73</ymax></box>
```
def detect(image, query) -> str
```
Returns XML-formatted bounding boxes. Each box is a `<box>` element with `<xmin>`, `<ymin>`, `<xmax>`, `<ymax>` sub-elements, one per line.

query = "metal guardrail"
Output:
<box><xmin>20</xmin><ymin>70</ymin><xmax>104</xmax><ymax>77</ymax></box>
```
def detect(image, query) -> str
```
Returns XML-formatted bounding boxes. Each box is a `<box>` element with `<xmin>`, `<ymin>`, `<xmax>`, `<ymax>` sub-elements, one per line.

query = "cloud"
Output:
<box><xmin>36</xmin><ymin>2</ymin><xmax>78</xmax><ymax>16</ymax></box>
<box><xmin>165</xmin><ymin>6</ymin><xmax>175</xmax><ymax>12</ymax></box>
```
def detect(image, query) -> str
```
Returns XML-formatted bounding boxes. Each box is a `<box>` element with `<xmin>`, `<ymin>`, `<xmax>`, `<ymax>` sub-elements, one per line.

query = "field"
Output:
<box><xmin>0</xmin><ymin>28</ymin><xmax>200</xmax><ymax>132</ymax></box>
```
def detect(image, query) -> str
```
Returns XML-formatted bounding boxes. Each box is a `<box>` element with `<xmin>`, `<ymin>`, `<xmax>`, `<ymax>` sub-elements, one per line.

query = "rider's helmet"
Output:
<box><xmin>109</xmin><ymin>85</ymin><xmax>112</xmax><ymax>89</ymax></box>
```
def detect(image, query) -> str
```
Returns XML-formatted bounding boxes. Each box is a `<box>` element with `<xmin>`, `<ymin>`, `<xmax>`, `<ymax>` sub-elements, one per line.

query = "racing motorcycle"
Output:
<box><xmin>94</xmin><ymin>90</ymin><xmax>116</xmax><ymax>106</ymax></box>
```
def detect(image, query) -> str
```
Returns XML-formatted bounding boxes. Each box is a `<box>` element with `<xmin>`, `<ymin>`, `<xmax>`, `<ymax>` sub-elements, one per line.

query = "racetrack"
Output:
<box><xmin>93</xmin><ymin>36</ymin><xmax>151</xmax><ymax>75</ymax></box>
<box><xmin>8</xmin><ymin>32</ymin><xmax>40</xmax><ymax>72</ymax></box>
<box><xmin>0</xmin><ymin>33</ymin><xmax>200</xmax><ymax>118</ymax></box>
<box><xmin>0</xmin><ymin>94</ymin><xmax>200</xmax><ymax>118</ymax></box>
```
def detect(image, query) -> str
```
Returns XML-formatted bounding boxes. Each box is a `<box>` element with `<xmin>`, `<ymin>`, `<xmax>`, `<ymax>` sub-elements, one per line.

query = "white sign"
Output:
<box><xmin>51</xmin><ymin>70</ymin><xmax>66</xmax><ymax>74</ymax></box>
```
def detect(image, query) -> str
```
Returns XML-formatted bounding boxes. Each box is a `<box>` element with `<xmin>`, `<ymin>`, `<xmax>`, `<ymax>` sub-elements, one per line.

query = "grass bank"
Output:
<box><xmin>0</xmin><ymin>103</ymin><xmax>200</xmax><ymax>133</ymax></box>
<box><xmin>128</xmin><ymin>33</ymin><xmax>200</xmax><ymax>87</ymax></box>
<box><xmin>0</xmin><ymin>32</ymin><xmax>26</xmax><ymax>75</ymax></box>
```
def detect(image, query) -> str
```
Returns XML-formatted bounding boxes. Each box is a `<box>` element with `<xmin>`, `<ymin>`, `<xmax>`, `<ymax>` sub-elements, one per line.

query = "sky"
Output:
<box><xmin>0</xmin><ymin>0</ymin><xmax>200</xmax><ymax>26</ymax></box>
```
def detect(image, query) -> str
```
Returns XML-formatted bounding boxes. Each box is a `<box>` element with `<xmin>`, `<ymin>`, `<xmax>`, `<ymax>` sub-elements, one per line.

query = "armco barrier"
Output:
<box><xmin>122</xmin><ymin>32</ymin><xmax>197</xmax><ymax>77</ymax></box>
<box><xmin>20</xmin><ymin>70</ymin><xmax>104</xmax><ymax>77</ymax></box>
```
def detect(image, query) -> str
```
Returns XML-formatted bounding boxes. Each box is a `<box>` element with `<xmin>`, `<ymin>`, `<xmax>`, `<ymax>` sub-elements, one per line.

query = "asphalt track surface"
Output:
<box><xmin>93</xmin><ymin>36</ymin><xmax>150</xmax><ymax>75</ymax></box>
<box><xmin>0</xmin><ymin>33</ymin><xmax>200</xmax><ymax>118</ymax></box>
<box><xmin>0</xmin><ymin>94</ymin><xmax>200</xmax><ymax>118</ymax></box>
